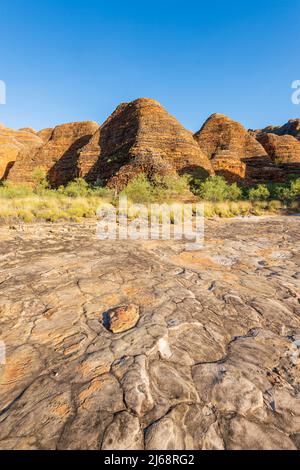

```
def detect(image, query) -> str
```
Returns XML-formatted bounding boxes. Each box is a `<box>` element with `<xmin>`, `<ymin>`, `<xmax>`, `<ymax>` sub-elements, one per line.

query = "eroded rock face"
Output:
<box><xmin>78</xmin><ymin>98</ymin><xmax>213</xmax><ymax>189</ymax></box>
<box><xmin>256</xmin><ymin>133</ymin><xmax>300</xmax><ymax>178</ymax></box>
<box><xmin>8</xmin><ymin>121</ymin><xmax>99</xmax><ymax>186</ymax></box>
<box><xmin>194</xmin><ymin>114</ymin><xmax>281</xmax><ymax>184</ymax></box>
<box><xmin>277</xmin><ymin>119</ymin><xmax>300</xmax><ymax>141</ymax></box>
<box><xmin>38</xmin><ymin>128</ymin><xmax>53</xmax><ymax>143</ymax></box>
<box><xmin>3</xmin><ymin>108</ymin><xmax>299</xmax><ymax>187</ymax></box>
<box><xmin>0</xmin><ymin>125</ymin><xmax>43</xmax><ymax>180</ymax></box>
<box><xmin>0</xmin><ymin>217</ymin><xmax>299</xmax><ymax>450</ymax></box>
<box><xmin>209</xmin><ymin>151</ymin><xmax>246</xmax><ymax>183</ymax></box>
<box><xmin>252</xmin><ymin>119</ymin><xmax>300</xmax><ymax>142</ymax></box>
<box><xmin>19</xmin><ymin>127</ymin><xmax>37</xmax><ymax>134</ymax></box>
<box><xmin>257</xmin><ymin>133</ymin><xmax>300</xmax><ymax>164</ymax></box>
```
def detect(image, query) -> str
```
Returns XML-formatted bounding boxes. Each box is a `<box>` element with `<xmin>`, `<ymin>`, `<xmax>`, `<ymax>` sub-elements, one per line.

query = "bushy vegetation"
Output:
<box><xmin>0</xmin><ymin>171</ymin><xmax>299</xmax><ymax>223</ymax></box>
<box><xmin>190</xmin><ymin>175</ymin><xmax>243</xmax><ymax>202</ymax></box>
<box><xmin>0</xmin><ymin>196</ymin><xmax>103</xmax><ymax>223</ymax></box>
<box><xmin>267</xmin><ymin>178</ymin><xmax>300</xmax><ymax>203</ymax></box>
<box><xmin>202</xmin><ymin>200</ymin><xmax>284</xmax><ymax>218</ymax></box>
<box><xmin>120</xmin><ymin>173</ymin><xmax>192</xmax><ymax>203</ymax></box>
<box><xmin>120</xmin><ymin>174</ymin><xmax>154</xmax><ymax>203</ymax></box>
<box><xmin>189</xmin><ymin>175</ymin><xmax>300</xmax><ymax>204</ymax></box>
<box><xmin>0</xmin><ymin>176</ymin><xmax>114</xmax><ymax>199</ymax></box>
<box><xmin>248</xmin><ymin>184</ymin><xmax>270</xmax><ymax>201</ymax></box>
<box><xmin>0</xmin><ymin>174</ymin><xmax>114</xmax><ymax>222</ymax></box>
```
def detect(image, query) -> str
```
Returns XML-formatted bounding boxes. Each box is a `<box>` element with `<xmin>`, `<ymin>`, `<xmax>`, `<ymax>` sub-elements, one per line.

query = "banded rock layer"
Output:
<box><xmin>8</xmin><ymin>121</ymin><xmax>99</xmax><ymax>186</ymax></box>
<box><xmin>78</xmin><ymin>98</ymin><xmax>214</xmax><ymax>189</ymax></box>
<box><xmin>38</xmin><ymin>128</ymin><xmax>54</xmax><ymax>143</ymax></box>
<box><xmin>252</xmin><ymin>119</ymin><xmax>300</xmax><ymax>142</ymax></box>
<box><xmin>194</xmin><ymin>114</ymin><xmax>283</xmax><ymax>184</ymax></box>
<box><xmin>257</xmin><ymin>133</ymin><xmax>300</xmax><ymax>164</ymax></box>
<box><xmin>0</xmin><ymin>125</ymin><xmax>43</xmax><ymax>180</ymax></box>
<box><xmin>256</xmin><ymin>133</ymin><xmax>300</xmax><ymax>178</ymax></box>
<box><xmin>2</xmin><ymin>104</ymin><xmax>300</xmax><ymax>187</ymax></box>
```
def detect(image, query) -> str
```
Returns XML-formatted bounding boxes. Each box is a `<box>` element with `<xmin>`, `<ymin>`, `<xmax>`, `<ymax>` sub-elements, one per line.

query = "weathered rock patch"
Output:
<box><xmin>0</xmin><ymin>216</ymin><xmax>299</xmax><ymax>450</ymax></box>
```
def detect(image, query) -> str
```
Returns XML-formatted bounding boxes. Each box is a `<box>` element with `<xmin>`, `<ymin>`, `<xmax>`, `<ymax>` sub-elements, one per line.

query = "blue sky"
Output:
<box><xmin>0</xmin><ymin>0</ymin><xmax>299</xmax><ymax>131</ymax></box>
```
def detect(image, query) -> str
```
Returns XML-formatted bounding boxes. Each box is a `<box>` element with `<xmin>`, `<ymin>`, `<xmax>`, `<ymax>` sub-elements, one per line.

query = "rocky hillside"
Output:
<box><xmin>1</xmin><ymin>101</ymin><xmax>300</xmax><ymax>188</ymax></box>
<box><xmin>78</xmin><ymin>98</ymin><xmax>213</xmax><ymax>189</ymax></box>
<box><xmin>8</xmin><ymin>121</ymin><xmax>99</xmax><ymax>187</ymax></box>
<box><xmin>249</xmin><ymin>119</ymin><xmax>300</xmax><ymax>179</ymax></box>
<box><xmin>251</xmin><ymin>119</ymin><xmax>300</xmax><ymax>141</ymax></box>
<box><xmin>256</xmin><ymin>133</ymin><xmax>300</xmax><ymax>176</ymax></box>
<box><xmin>0</xmin><ymin>125</ymin><xmax>43</xmax><ymax>180</ymax></box>
<box><xmin>194</xmin><ymin>114</ymin><xmax>283</xmax><ymax>184</ymax></box>
<box><xmin>257</xmin><ymin>133</ymin><xmax>300</xmax><ymax>164</ymax></box>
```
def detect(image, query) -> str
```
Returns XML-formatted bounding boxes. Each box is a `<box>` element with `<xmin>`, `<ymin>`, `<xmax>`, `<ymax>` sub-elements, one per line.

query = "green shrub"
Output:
<box><xmin>248</xmin><ymin>185</ymin><xmax>270</xmax><ymax>201</ymax></box>
<box><xmin>226</xmin><ymin>182</ymin><xmax>243</xmax><ymax>201</ymax></box>
<box><xmin>57</xmin><ymin>178</ymin><xmax>91</xmax><ymax>198</ymax></box>
<box><xmin>120</xmin><ymin>174</ymin><xmax>193</xmax><ymax>204</ymax></box>
<box><xmin>278</xmin><ymin>187</ymin><xmax>292</xmax><ymax>203</ymax></box>
<box><xmin>32</xmin><ymin>168</ymin><xmax>49</xmax><ymax>195</ymax></box>
<box><xmin>193</xmin><ymin>176</ymin><xmax>228</xmax><ymax>201</ymax></box>
<box><xmin>0</xmin><ymin>181</ymin><xmax>33</xmax><ymax>198</ymax></box>
<box><xmin>120</xmin><ymin>174</ymin><xmax>154</xmax><ymax>203</ymax></box>
<box><xmin>152</xmin><ymin>175</ymin><xmax>191</xmax><ymax>202</ymax></box>
<box><xmin>193</xmin><ymin>176</ymin><xmax>243</xmax><ymax>202</ymax></box>
<box><xmin>290</xmin><ymin>178</ymin><xmax>300</xmax><ymax>199</ymax></box>
<box><xmin>267</xmin><ymin>178</ymin><xmax>300</xmax><ymax>203</ymax></box>
<box><xmin>93</xmin><ymin>186</ymin><xmax>115</xmax><ymax>199</ymax></box>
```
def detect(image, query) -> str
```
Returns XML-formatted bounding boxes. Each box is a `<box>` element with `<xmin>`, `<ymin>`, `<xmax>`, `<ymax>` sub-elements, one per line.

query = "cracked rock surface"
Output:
<box><xmin>0</xmin><ymin>216</ymin><xmax>299</xmax><ymax>450</ymax></box>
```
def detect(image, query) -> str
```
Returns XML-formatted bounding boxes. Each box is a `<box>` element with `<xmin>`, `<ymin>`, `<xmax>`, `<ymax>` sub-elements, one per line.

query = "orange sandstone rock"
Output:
<box><xmin>0</xmin><ymin>125</ymin><xmax>43</xmax><ymax>180</ymax></box>
<box><xmin>78</xmin><ymin>98</ymin><xmax>214</xmax><ymax>189</ymax></box>
<box><xmin>107</xmin><ymin>304</ymin><xmax>140</xmax><ymax>334</ymax></box>
<box><xmin>257</xmin><ymin>133</ymin><xmax>300</xmax><ymax>164</ymax></box>
<box><xmin>194</xmin><ymin>113</ymin><xmax>279</xmax><ymax>184</ymax></box>
<box><xmin>8</xmin><ymin>121</ymin><xmax>99</xmax><ymax>186</ymax></box>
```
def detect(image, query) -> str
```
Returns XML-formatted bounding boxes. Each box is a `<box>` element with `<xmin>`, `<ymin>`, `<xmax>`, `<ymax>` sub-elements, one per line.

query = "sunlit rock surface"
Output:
<box><xmin>0</xmin><ymin>216</ymin><xmax>299</xmax><ymax>450</ymax></box>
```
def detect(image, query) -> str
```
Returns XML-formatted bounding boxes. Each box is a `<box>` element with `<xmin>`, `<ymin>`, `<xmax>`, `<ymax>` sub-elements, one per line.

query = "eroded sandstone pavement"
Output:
<box><xmin>0</xmin><ymin>216</ymin><xmax>300</xmax><ymax>450</ymax></box>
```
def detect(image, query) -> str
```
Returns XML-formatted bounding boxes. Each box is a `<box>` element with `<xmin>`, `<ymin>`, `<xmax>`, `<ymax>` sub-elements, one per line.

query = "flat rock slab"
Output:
<box><xmin>0</xmin><ymin>216</ymin><xmax>299</xmax><ymax>450</ymax></box>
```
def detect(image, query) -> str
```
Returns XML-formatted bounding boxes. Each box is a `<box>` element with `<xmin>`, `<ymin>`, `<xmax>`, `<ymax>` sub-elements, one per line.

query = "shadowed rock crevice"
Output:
<box><xmin>47</xmin><ymin>135</ymin><xmax>95</xmax><ymax>187</ymax></box>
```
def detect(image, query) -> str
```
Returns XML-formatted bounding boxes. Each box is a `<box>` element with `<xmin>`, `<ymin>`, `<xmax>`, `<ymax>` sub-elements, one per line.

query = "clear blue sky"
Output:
<box><xmin>0</xmin><ymin>0</ymin><xmax>299</xmax><ymax>132</ymax></box>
